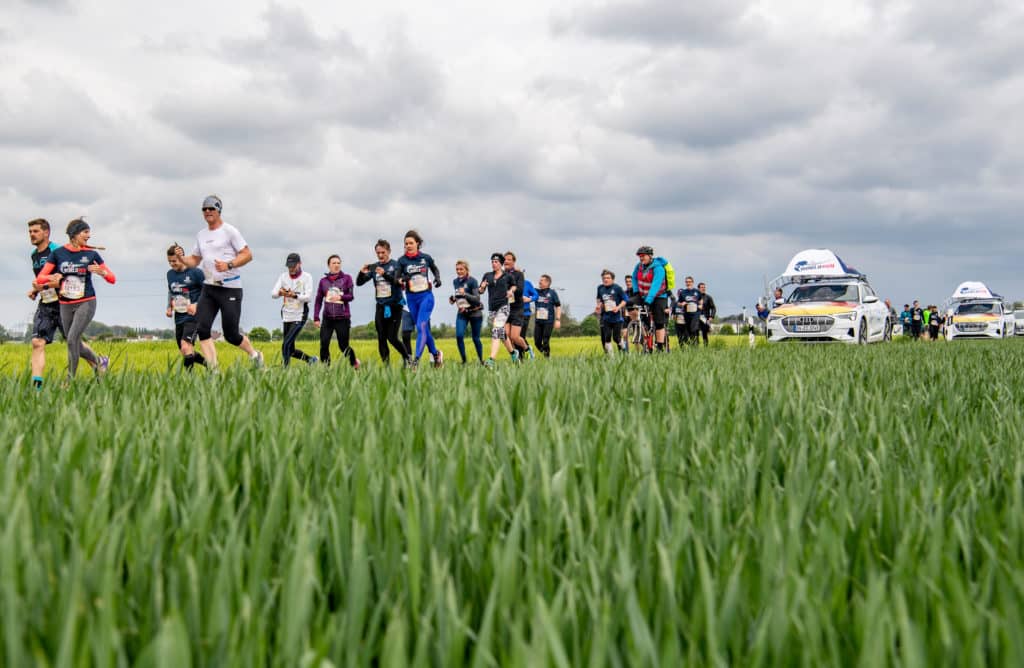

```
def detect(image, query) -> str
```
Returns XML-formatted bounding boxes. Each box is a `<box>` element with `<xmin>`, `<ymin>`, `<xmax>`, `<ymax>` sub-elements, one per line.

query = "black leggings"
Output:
<box><xmin>600</xmin><ymin>322</ymin><xmax>622</xmax><ymax>346</ymax></box>
<box><xmin>282</xmin><ymin>316</ymin><xmax>313</xmax><ymax>366</ymax></box>
<box><xmin>196</xmin><ymin>285</ymin><xmax>244</xmax><ymax>345</ymax></box>
<box><xmin>320</xmin><ymin>318</ymin><xmax>357</xmax><ymax>366</ymax></box>
<box><xmin>700</xmin><ymin>321</ymin><xmax>710</xmax><ymax>346</ymax></box>
<box><xmin>677</xmin><ymin>315</ymin><xmax>700</xmax><ymax>346</ymax></box>
<box><xmin>534</xmin><ymin>320</ymin><xmax>554</xmax><ymax>357</ymax></box>
<box><xmin>375</xmin><ymin>303</ymin><xmax>409</xmax><ymax>364</ymax></box>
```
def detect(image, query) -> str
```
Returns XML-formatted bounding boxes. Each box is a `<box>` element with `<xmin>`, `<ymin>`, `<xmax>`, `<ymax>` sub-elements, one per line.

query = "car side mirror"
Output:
<box><xmin>863</xmin><ymin>295</ymin><xmax>879</xmax><ymax>304</ymax></box>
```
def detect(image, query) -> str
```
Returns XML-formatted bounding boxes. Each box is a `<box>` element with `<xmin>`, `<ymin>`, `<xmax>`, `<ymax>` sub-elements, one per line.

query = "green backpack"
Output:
<box><xmin>655</xmin><ymin>257</ymin><xmax>676</xmax><ymax>291</ymax></box>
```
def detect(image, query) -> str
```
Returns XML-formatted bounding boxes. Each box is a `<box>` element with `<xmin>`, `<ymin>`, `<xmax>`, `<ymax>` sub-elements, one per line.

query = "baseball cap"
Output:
<box><xmin>286</xmin><ymin>253</ymin><xmax>301</xmax><ymax>267</ymax></box>
<box><xmin>202</xmin><ymin>195</ymin><xmax>222</xmax><ymax>212</ymax></box>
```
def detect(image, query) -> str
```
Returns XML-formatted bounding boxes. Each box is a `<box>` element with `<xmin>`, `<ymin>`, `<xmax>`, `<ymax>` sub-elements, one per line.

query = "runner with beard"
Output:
<box><xmin>532</xmin><ymin>273</ymin><xmax>561</xmax><ymax>357</ymax></box>
<box><xmin>166</xmin><ymin>244</ymin><xmax>206</xmax><ymax>371</ymax></box>
<box><xmin>356</xmin><ymin>239</ymin><xmax>410</xmax><ymax>366</ymax></box>
<box><xmin>479</xmin><ymin>253</ymin><xmax>516</xmax><ymax>368</ymax></box>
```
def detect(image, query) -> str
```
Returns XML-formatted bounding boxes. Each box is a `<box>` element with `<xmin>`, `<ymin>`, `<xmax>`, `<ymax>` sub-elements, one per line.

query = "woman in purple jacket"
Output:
<box><xmin>313</xmin><ymin>254</ymin><xmax>358</xmax><ymax>368</ymax></box>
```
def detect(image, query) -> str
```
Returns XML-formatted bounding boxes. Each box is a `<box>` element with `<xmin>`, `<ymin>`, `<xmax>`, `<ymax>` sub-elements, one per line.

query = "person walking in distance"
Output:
<box><xmin>271</xmin><ymin>253</ymin><xmax>316</xmax><ymax>366</ymax></box>
<box><xmin>698</xmin><ymin>281</ymin><xmax>717</xmax><ymax>346</ymax></box>
<box><xmin>26</xmin><ymin>218</ymin><xmax>104</xmax><ymax>388</ymax></box>
<box><xmin>176</xmin><ymin>195</ymin><xmax>263</xmax><ymax>369</ymax></box>
<box><xmin>34</xmin><ymin>218</ymin><xmax>115</xmax><ymax>381</ymax></box>
<box><xmin>165</xmin><ymin>244</ymin><xmax>207</xmax><ymax>371</ymax></box>
<box><xmin>910</xmin><ymin>300</ymin><xmax>924</xmax><ymax>340</ymax></box>
<box><xmin>313</xmin><ymin>254</ymin><xmax>358</xmax><ymax>368</ymax></box>
<box><xmin>356</xmin><ymin>239</ymin><xmax>410</xmax><ymax>366</ymax></box>
<box><xmin>676</xmin><ymin>276</ymin><xmax>702</xmax><ymax>346</ymax></box>
<box><xmin>532</xmin><ymin>274</ymin><xmax>561</xmax><ymax>357</ymax></box>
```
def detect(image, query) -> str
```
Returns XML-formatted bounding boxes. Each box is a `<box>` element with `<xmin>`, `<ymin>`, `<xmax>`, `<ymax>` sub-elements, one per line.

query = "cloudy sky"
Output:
<box><xmin>2</xmin><ymin>0</ymin><xmax>1022</xmax><ymax>332</ymax></box>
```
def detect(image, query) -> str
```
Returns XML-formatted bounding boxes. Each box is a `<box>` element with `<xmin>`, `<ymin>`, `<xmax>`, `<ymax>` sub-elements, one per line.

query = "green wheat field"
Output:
<box><xmin>1</xmin><ymin>337</ymin><xmax>1022</xmax><ymax>666</ymax></box>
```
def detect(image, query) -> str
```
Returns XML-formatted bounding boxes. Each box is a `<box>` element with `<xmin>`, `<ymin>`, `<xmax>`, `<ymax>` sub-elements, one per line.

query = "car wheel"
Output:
<box><xmin>883</xmin><ymin>320</ymin><xmax>892</xmax><ymax>342</ymax></box>
<box><xmin>858</xmin><ymin>319</ymin><xmax>868</xmax><ymax>345</ymax></box>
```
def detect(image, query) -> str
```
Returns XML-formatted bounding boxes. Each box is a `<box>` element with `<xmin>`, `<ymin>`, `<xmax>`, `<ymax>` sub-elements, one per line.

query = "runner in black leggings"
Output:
<box><xmin>356</xmin><ymin>239</ymin><xmax>410</xmax><ymax>366</ymax></box>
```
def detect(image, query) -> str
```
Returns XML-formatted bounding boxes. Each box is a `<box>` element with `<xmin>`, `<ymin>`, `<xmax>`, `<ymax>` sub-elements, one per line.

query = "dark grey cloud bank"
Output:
<box><xmin>1</xmin><ymin>1</ymin><xmax>1021</xmax><ymax>334</ymax></box>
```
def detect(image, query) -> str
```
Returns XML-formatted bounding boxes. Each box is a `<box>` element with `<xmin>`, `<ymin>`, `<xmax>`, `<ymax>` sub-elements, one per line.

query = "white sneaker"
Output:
<box><xmin>251</xmin><ymin>351</ymin><xmax>264</xmax><ymax>368</ymax></box>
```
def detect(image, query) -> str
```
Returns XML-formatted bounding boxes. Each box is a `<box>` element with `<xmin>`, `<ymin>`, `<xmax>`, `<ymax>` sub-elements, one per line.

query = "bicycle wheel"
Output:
<box><xmin>626</xmin><ymin>321</ymin><xmax>642</xmax><ymax>351</ymax></box>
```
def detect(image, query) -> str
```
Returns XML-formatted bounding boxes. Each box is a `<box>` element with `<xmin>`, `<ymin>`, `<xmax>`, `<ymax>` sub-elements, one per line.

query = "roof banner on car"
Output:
<box><xmin>781</xmin><ymin>249</ymin><xmax>858</xmax><ymax>278</ymax></box>
<box><xmin>950</xmin><ymin>281</ymin><xmax>994</xmax><ymax>301</ymax></box>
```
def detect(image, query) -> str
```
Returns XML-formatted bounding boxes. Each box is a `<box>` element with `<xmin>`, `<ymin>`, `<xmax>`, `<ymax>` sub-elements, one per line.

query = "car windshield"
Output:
<box><xmin>956</xmin><ymin>302</ymin><xmax>999</xmax><ymax>315</ymax></box>
<box><xmin>788</xmin><ymin>284</ymin><xmax>859</xmax><ymax>303</ymax></box>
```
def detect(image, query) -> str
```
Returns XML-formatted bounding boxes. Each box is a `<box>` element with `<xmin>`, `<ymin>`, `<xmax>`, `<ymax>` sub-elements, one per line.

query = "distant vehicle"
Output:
<box><xmin>943</xmin><ymin>282</ymin><xmax>1011</xmax><ymax>340</ymax></box>
<box><xmin>1014</xmin><ymin>310</ymin><xmax>1024</xmax><ymax>336</ymax></box>
<box><xmin>764</xmin><ymin>249</ymin><xmax>891</xmax><ymax>344</ymax></box>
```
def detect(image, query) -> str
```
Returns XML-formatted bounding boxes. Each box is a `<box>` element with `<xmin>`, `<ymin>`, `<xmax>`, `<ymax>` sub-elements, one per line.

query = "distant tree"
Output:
<box><xmin>351</xmin><ymin>322</ymin><xmax>378</xmax><ymax>340</ymax></box>
<box><xmin>719</xmin><ymin>324</ymin><xmax>735</xmax><ymax>336</ymax></box>
<box><xmin>553</xmin><ymin>304</ymin><xmax>580</xmax><ymax>337</ymax></box>
<box><xmin>579</xmin><ymin>314</ymin><xmax>600</xmax><ymax>337</ymax></box>
<box><xmin>271</xmin><ymin>328</ymin><xmax>282</xmax><ymax>341</ymax></box>
<box><xmin>297</xmin><ymin>320</ymin><xmax>319</xmax><ymax>341</ymax></box>
<box><xmin>248</xmin><ymin>327</ymin><xmax>271</xmax><ymax>342</ymax></box>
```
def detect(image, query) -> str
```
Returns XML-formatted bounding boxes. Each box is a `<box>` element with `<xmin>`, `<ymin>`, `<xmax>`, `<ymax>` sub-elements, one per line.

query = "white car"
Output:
<box><xmin>1015</xmin><ymin>310</ymin><xmax>1024</xmax><ymax>336</ymax></box>
<box><xmin>766</xmin><ymin>280</ymin><xmax>892</xmax><ymax>343</ymax></box>
<box><xmin>946</xmin><ymin>300</ymin><xmax>1009</xmax><ymax>340</ymax></box>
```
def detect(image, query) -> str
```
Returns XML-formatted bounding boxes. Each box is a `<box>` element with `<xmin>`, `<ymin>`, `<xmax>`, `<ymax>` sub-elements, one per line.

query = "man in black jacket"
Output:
<box><xmin>698</xmin><ymin>282</ymin><xmax>717</xmax><ymax>347</ymax></box>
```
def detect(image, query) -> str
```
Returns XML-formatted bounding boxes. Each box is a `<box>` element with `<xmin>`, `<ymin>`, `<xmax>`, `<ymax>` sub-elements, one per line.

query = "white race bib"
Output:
<box><xmin>456</xmin><ymin>297</ymin><xmax>470</xmax><ymax>310</ymax></box>
<box><xmin>676</xmin><ymin>315</ymin><xmax>686</xmax><ymax>324</ymax></box>
<box><xmin>686</xmin><ymin>302</ymin><xmax>698</xmax><ymax>313</ymax></box>
<box><xmin>492</xmin><ymin>310</ymin><xmax>508</xmax><ymax>328</ymax></box>
<box><xmin>913</xmin><ymin>314</ymin><xmax>920</xmax><ymax>321</ymax></box>
<box><xmin>536</xmin><ymin>307</ymin><xmax>549</xmax><ymax>320</ymax></box>
<box><xmin>40</xmin><ymin>287</ymin><xmax>58</xmax><ymax>304</ymax></box>
<box><xmin>409</xmin><ymin>274</ymin><xmax>429</xmax><ymax>293</ymax></box>
<box><xmin>61</xmin><ymin>275</ymin><xmax>85</xmax><ymax>300</ymax></box>
<box><xmin>172</xmin><ymin>295</ymin><xmax>190</xmax><ymax>314</ymax></box>
<box><xmin>284</xmin><ymin>297</ymin><xmax>301</xmax><ymax>311</ymax></box>
<box><xmin>326</xmin><ymin>287</ymin><xmax>342</xmax><ymax>304</ymax></box>
<box><xmin>375</xmin><ymin>280</ymin><xmax>392</xmax><ymax>299</ymax></box>
<box><xmin>603</xmin><ymin>297</ymin><xmax>615</xmax><ymax>312</ymax></box>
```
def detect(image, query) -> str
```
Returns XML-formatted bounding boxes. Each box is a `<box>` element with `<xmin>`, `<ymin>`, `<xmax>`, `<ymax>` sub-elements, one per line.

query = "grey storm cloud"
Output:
<box><xmin>552</xmin><ymin>0</ymin><xmax>755</xmax><ymax>46</ymax></box>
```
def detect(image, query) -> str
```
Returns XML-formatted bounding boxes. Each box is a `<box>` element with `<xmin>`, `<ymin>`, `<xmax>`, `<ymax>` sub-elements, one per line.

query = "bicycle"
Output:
<box><xmin>626</xmin><ymin>305</ymin><xmax>656</xmax><ymax>353</ymax></box>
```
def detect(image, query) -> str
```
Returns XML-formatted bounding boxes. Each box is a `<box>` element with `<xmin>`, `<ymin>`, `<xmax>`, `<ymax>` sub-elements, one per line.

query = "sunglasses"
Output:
<box><xmin>202</xmin><ymin>207</ymin><xmax>218</xmax><ymax>212</ymax></box>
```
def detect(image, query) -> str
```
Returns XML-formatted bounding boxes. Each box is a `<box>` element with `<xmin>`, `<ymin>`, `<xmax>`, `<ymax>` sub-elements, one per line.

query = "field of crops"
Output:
<box><xmin>2</xmin><ymin>338</ymin><xmax>1023</xmax><ymax>665</ymax></box>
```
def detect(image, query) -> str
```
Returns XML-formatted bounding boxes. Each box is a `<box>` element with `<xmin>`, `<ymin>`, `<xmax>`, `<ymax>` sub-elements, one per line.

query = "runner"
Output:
<box><xmin>532</xmin><ymin>274</ymin><xmax>561</xmax><ymax>357</ymax></box>
<box><xmin>675</xmin><ymin>276</ymin><xmax>701</xmax><ymax>346</ymax></box>
<box><xmin>502</xmin><ymin>252</ymin><xmax>530</xmax><ymax>361</ymax></box>
<box><xmin>671</xmin><ymin>294</ymin><xmax>688</xmax><ymax>348</ymax></box>
<box><xmin>697</xmin><ymin>282</ymin><xmax>717</xmax><ymax>346</ymax></box>
<box><xmin>622</xmin><ymin>274</ymin><xmax>637</xmax><ymax>351</ymax></box>
<box><xmin>356</xmin><ymin>239</ymin><xmax>410</xmax><ymax>366</ymax></box>
<box><xmin>630</xmin><ymin>246</ymin><xmax>670</xmax><ymax>351</ymax></box>
<box><xmin>271</xmin><ymin>253</ymin><xmax>316</xmax><ymax>367</ymax></box>
<box><xmin>166</xmin><ymin>244</ymin><xmax>207</xmax><ymax>371</ymax></box>
<box><xmin>27</xmin><ymin>218</ymin><xmax>105</xmax><ymax>388</ymax></box>
<box><xmin>521</xmin><ymin>270</ymin><xmax>538</xmax><ymax>359</ymax></box>
<box><xmin>479</xmin><ymin>253</ymin><xmax>516</xmax><ymax>367</ymax></box>
<box><xmin>927</xmin><ymin>305</ymin><xmax>942</xmax><ymax>341</ymax></box>
<box><xmin>397</xmin><ymin>230</ymin><xmax>444</xmax><ymax>369</ymax></box>
<box><xmin>900</xmin><ymin>304</ymin><xmax>912</xmax><ymax>333</ymax></box>
<box><xmin>595</xmin><ymin>270</ymin><xmax>627</xmax><ymax>355</ymax></box>
<box><xmin>450</xmin><ymin>260</ymin><xmax>484</xmax><ymax>364</ymax></box>
<box><xmin>313</xmin><ymin>254</ymin><xmax>358</xmax><ymax>368</ymax></box>
<box><xmin>176</xmin><ymin>195</ymin><xmax>263</xmax><ymax>369</ymax></box>
<box><xmin>34</xmin><ymin>218</ymin><xmax>115</xmax><ymax>380</ymax></box>
<box><xmin>910</xmin><ymin>300</ymin><xmax>924</xmax><ymax>339</ymax></box>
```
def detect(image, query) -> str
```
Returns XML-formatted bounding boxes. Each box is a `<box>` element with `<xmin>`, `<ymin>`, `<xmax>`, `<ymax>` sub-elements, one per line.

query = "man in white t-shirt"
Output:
<box><xmin>271</xmin><ymin>252</ymin><xmax>316</xmax><ymax>366</ymax></box>
<box><xmin>176</xmin><ymin>195</ymin><xmax>263</xmax><ymax>369</ymax></box>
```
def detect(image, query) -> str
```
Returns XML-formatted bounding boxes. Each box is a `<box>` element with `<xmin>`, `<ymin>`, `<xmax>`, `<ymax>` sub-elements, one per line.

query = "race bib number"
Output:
<box><xmin>409</xmin><ymin>274</ymin><xmax>429</xmax><ymax>293</ymax></box>
<box><xmin>676</xmin><ymin>315</ymin><xmax>686</xmax><ymax>324</ymax></box>
<box><xmin>375</xmin><ymin>280</ymin><xmax>392</xmax><ymax>299</ymax></box>
<box><xmin>172</xmin><ymin>295</ymin><xmax>190</xmax><ymax>314</ymax></box>
<box><xmin>686</xmin><ymin>302</ymin><xmax>698</xmax><ymax>313</ymax></box>
<box><xmin>284</xmin><ymin>297</ymin><xmax>301</xmax><ymax>311</ymax></box>
<box><xmin>492</xmin><ymin>310</ymin><xmax>509</xmax><ymax>328</ymax></box>
<box><xmin>61</xmin><ymin>275</ymin><xmax>85</xmax><ymax>300</ymax></box>
<box><xmin>326</xmin><ymin>287</ymin><xmax>343</xmax><ymax>304</ymax></box>
<box><xmin>456</xmin><ymin>297</ymin><xmax>471</xmax><ymax>310</ymax></box>
<box><xmin>39</xmin><ymin>287</ymin><xmax>58</xmax><ymax>304</ymax></box>
<box><xmin>536</xmin><ymin>307</ymin><xmax>549</xmax><ymax>320</ymax></box>
<box><xmin>603</xmin><ymin>297</ymin><xmax>616</xmax><ymax>312</ymax></box>
<box><xmin>913</xmin><ymin>314</ymin><xmax>920</xmax><ymax>321</ymax></box>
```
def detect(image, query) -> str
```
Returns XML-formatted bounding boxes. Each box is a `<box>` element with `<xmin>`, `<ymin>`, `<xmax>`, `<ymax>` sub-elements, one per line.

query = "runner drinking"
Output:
<box><xmin>356</xmin><ymin>239</ymin><xmax>409</xmax><ymax>366</ymax></box>
<box><xmin>27</xmin><ymin>218</ymin><xmax>105</xmax><ymax>388</ymax></box>
<box><xmin>166</xmin><ymin>244</ymin><xmax>207</xmax><ymax>371</ymax></box>
<box><xmin>450</xmin><ymin>260</ymin><xmax>484</xmax><ymax>364</ymax></box>
<box><xmin>176</xmin><ymin>195</ymin><xmax>263</xmax><ymax>369</ymax></box>
<box><xmin>479</xmin><ymin>253</ymin><xmax>516</xmax><ymax>368</ymax></box>
<box><xmin>271</xmin><ymin>253</ymin><xmax>316</xmax><ymax>366</ymax></box>
<box><xmin>313</xmin><ymin>254</ymin><xmax>358</xmax><ymax>368</ymax></box>
<box><xmin>34</xmin><ymin>218</ymin><xmax>115</xmax><ymax>380</ymax></box>
<box><xmin>397</xmin><ymin>230</ymin><xmax>444</xmax><ymax>369</ymax></box>
<box><xmin>595</xmin><ymin>270</ymin><xmax>627</xmax><ymax>355</ymax></box>
<box><xmin>532</xmin><ymin>274</ymin><xmax>561</xmax><ymax>357</ymax></box>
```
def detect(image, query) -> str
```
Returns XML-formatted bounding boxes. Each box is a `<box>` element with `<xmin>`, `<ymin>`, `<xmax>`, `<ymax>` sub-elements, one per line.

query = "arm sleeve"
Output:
<box><xmin>96</xmin><ymin>264</ymin><xmax>116</xmax><ymax>284</ymax></box>
<box><xmin>553</xmin><ymin>292</ymin><xmax>561</xmax><ymax>307</ymax></box>
<box><xmin>34</xmin><ymin>262</ymin><xmax>56</xmax><ymax>285</ymax></box>
<box><xmin>708</xmin><ymin>297</ymin><xmax>717</xmax><ymax>319</ymax></box>
<box><xmin>298</xmin><ymin>274</ymin><xmax>314</xmax><ymax>303</ymax></box>
<box><xmin>355</xmin><ymin>269</ymin><xmax>371</xmax><ymax>286</ymax></box>
<box><xmin>342</xmin><ymin>276</ymin><xmax>354</xmax><ymax>302</ymax></box>
<box><xmin>313</xmin><ymin>281</ymin><xmax>324</xmax><ymax>321</ymax></box>
<box><xmin>270</xmin><ymin>275</ymin><xmax>282</xmax><ymax>299</ymax></box>
<box><xmin>429</xmin><ymin>255</ymin><xmax>441</xmax><ymax>280</ymax></box>
<box><xmin>464</xmin><ymin>278</ymin><xmax>482</xmax><ymax>307</ymax></box>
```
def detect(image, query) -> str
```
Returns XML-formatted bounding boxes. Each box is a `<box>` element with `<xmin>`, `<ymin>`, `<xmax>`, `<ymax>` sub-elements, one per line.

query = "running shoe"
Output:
<box><xmin>511</xmin><ymin>350</ymin><xmax>520</xmax><ymax>364</ymax></box>
<box><xmin>354</xmin><ymin>359</ymin><xmax>361</xmax><ymax>370</ymax></box>
<box><xmin>96</xmin><ymin>355</ymin><xmax>110</xmax><ymax>377</ymax></box>
<box><xmin>527</xmin><ymin>347</ymin><xmax>535</xmax><ymax>360</ymax></box>
<box><xmin>307</xmin><ymin>356</ymin><xmax>319</xmax><ymax>365</ymax></box>
<box><xmin>252</xmin><ymin>351</ymin><xmax>265</xmax><ymax>368</ymax></box>
<box><xmin>433</xmin><ymin>350</ymin><xmax>444</xmax><ymax>368</ymax></box>
<box><xmin>484</xmin><ymin>358</ymin><xmax>495</xmax><ymax>369</ymax></box>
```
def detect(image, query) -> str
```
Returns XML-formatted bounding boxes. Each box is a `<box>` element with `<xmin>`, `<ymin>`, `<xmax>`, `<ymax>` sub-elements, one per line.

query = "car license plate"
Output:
<box><xmin>795</xmin><ymin>325</ymin><xmax>819</xmax><ymax>332</ymax></box>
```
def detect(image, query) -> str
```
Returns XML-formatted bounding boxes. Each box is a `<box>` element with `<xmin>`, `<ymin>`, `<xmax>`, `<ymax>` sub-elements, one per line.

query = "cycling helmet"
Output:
<box><xmin>636</xmin><ymin>245</ymin><xmax>654</xmax><ymax>256</ymax></box>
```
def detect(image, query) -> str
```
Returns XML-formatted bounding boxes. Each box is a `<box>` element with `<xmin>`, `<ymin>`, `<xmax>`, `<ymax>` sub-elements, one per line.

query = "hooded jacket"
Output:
<box><xmin>314</xmin><ymin>272</ymin><xmax>354</xmax><ymax>320</ymax></box>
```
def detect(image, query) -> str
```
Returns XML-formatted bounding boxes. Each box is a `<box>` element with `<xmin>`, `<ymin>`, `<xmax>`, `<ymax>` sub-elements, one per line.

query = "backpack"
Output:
<box><xmin>654</xmin><ymin>257</ymin><xmax>676</xmax><ymax>291</ymax></box>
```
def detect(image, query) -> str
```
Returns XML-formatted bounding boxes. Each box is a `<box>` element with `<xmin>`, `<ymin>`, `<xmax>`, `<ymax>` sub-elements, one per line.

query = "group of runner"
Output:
<box><xmin>26</xmin><ymin>197</ymin><xmax>707</xmax><ymax>383</ymax></box>
<box><xmin>899</xmin><ymin>301</ymin><xmax>945</xmax><ymax>340</ymax></box>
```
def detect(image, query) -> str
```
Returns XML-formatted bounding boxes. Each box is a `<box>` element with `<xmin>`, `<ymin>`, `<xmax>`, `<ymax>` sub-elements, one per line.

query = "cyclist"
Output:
<box><xmin>450</xmin><ymin>260</ymin><xmax>484</xmax><ymax>364</ymax></box>
<box><xmin>698</xmin><ymin>281</ymin><xmax>716</xmax><ymax>346</ymax></box>
<box><xmin>595</xmin><ymin>269</ymin><xmax>627</xmax><ymax>355</ymax></box>
<box><xmin>533</xmin><ymin>274</ymin><xmax>561</xmax><ymax>357</ymax></box>
<box><xmin>676</xmin><ymin>275</ymin><xmax>701</xmax><ymax>346</ymax></box>
<box><xmin>166</xmin><ymin>244</ymin><xmax>206</xmax><ymax>371</ymax></box>
<box><xmin>27</xmin><ymin>218</ymin><xmax>105</xmax><ymax>388</ymax></box>
<box><xmin>479</xmin><ymin>253</ymin><xmax>516</xmax><ymax>367</ymax></box>
<box><xmin>630</xmin><ymin>246</ymin><xmax>670</xmax><ymax>351</ymax></box>
<box><xmin>397</xmin><ymin>230</ymin><xmax>444</xmax><ymax>368</ymax></box>
<box><xmin>356</xmin><ymin>239</ymin><xmax>410</xmax><ymax>366</ymax></box>
<box><xmin>313</xmin><ymin>254</ymin><xmax>358</xmax><ymax>368</ymax></box>
<box><xmin>34</xmin><ymin>218</ymin><xmax>116</xmax><ymax>380</ymax></box>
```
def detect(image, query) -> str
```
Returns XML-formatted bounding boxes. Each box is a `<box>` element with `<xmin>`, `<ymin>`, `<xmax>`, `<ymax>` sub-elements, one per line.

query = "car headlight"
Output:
<box><xmin>835</xmin><ymin>311</ymin><xmax>857</xmax><ymax>321</ymax></box>
<box><xmin>768</xmin><ymin>315</ymin><xmax>781</xmax><ymax>323</ymax></box>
